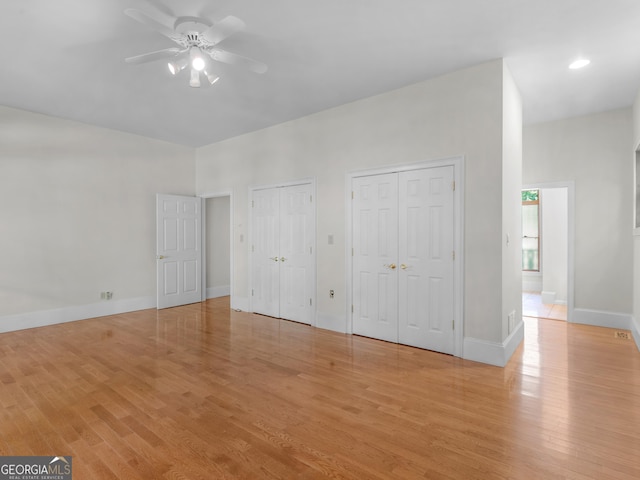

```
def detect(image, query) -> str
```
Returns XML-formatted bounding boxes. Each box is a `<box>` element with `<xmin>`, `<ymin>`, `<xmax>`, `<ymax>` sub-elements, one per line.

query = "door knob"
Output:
<box><xmin>384</xmin><ymin>263</ymin><xmax>397</xmax><ymax>270</ymax></box>
<box><xmin>156</xmin><ymin>255</ymin><xmax>165</xmax><ymax>260</ymax></box>
<box><xmin>270</xmin><ymin>257</ymin><xmax>279</xmax><ymax>262</ymax></box>
<box><xmin>400</xmin><ymin>263</ymin><xmax>408</xmax><ymax>270</ymax></box>
<box><xmin>280</xmin><ymin>257</ymin><xmax>287</xmax><ymax>262</ymax></box>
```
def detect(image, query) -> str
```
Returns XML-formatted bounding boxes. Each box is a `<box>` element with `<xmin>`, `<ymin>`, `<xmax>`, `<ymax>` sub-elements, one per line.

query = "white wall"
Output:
<box><xmin>0</xmin><ymin>106</ymin><xmax>195</xmax><ymax>324</ymax></box>
<box><xmin>541</xmin><ymin>188</ymin><xmax>568</xmax><ymax>304</ymax></box>
<box><xmin>206</xmin><ymin>196</ymin><xmax>231</xmax><ymax>296</ymax></box>
<box><xmin>631</xmin><ymin>91</ymin><xmax>640</xmax><ymax>349</ymax></box>
<box><xmin>502</xmin><ymin>64</ymin><xmax>523</xmax><ymax>339</ymax></box>
<box><xmin>524</xmin><ymin>108</ymin><xmax>633</xmax><ymax>316</ymax></box>
<box><xmin>196</xmin><ymin>59</ymin><xmax>519</xmax><ymax>348</ymax></box>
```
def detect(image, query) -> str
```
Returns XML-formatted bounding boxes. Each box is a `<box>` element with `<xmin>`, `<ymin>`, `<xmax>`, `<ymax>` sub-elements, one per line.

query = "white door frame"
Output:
<box><xmin>522</xmin><ymin>181</ymin><xmax>575</xmax><ymax>323</ymax></box>
<box><xmin>248</xmin><ymin>178</ymin><xmax>317</xmax><ymax>325</ymax></box>
<box><xmin>346</xmin><ymin>156</ymin><xmax>465</xmax><ymax>358</ymax></box>
<box><xmin>199</xmin><ymin>190</ymin><xmax>235</xmax><ymax>308</ymax></box>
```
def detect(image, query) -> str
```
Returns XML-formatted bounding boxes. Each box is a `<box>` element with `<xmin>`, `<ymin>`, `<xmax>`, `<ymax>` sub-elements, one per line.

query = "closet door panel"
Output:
<box><xmin>279</xmin><ymin>184</ymin><xmax>314</xmax><ymax>324</ymax></box>
<box><xmin>398</xmin><ymin>166</ymin><xmax>455</xmax><ymax>354</ymax></box>
<box><xmin>352</xmin><ymin>173</ymin><xmax>399</xmax><ymax>343</ymax></box>
<box><xmin>251</xmin><ymin>188</ymin><xmax>280</xmax><ymax>317</ymax></box>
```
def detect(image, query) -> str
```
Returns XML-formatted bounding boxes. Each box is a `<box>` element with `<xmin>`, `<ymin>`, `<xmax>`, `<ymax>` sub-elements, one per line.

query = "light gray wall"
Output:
<box><xmin>541</xmin><ymin>188</ymin><xmax>568</xmax><ymax>304</ymax></box>
<box><xmin>196</xmin><ymin>59</ymin><xmax>517</xmax><ymax>344</ymax></box>
<box><xmin>524</xmin><ymin>108</ymin><xmax>633</xmax><ymax>314</ymax></box>
<box><xmin>206</xmin><ymin>196</ymin><xmax>231</xmax><ymax>290</ymax></box>
<box><xmin>632</xmin><ymin>90</ymin><xmax>640</xmax><ymax>342</ymax></box>
<box><xmin>0</xmin><ymin>106</ymin><xmax>195</xmax><ymax>318</ymax></box>
<box><xmin>502</xmin><ymin>64</ymin><xmax>523</xmax><ymax>338</ymax></box>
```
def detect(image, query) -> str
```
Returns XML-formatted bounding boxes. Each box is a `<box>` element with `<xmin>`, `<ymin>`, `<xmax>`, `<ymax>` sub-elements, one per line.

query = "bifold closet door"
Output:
<box><xmin>352</xmin><ymin>166</ymin><xmax>455</xmax><ymax>355</ymax></box>
<box><xmin>251</xmin><ymin>184</ymin><xmax>314</xmax><ymax>324</ymax></box>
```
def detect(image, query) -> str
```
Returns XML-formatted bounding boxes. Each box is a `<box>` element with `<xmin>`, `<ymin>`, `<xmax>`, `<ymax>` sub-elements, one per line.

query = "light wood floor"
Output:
<box><xmin>523</xmin><ymin>291</ymin><xmax>567</xmax><ymax>321</ymax></box>
<box><xmin>1</xmin><ymin>298</ymin><xmax>639</xmax><ymax>479</ymax></box>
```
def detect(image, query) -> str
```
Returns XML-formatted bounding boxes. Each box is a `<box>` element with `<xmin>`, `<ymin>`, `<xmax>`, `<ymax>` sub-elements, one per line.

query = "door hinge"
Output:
<box><xmin>452</xmin><ymin>250</ymin><xmax>455</xmax><ymax>260</ymax></box>
<box><xmin>252</xmin><ymin>289</ymin><xmax>254</xmax><ymax>297</ymax></box>
<box><xmin>351</xmin><ymin>191</ymin><xmax>354</xmax><ymax>199</ymax></box>
<box><xmin>452</xmin><ymin>320</ymin><xmax>455</xmax><ymax>329</ymax></box>
<box><xmin>252</xmin><ymin>200</ymin><xmax>255</xmax><ymax>208</ymax></box>
<box><xmin>352</xmin><ymin>247</ymin><xmax>354</xmax><ymax>256</ymax></box>
<box><xmin>310</xmin><ymin>298</ymin><xmax>313</xmax><ymax>306</ymax></box>
<box><xmin>452</xmin><ymin>180</ymin><xmax>456</xmax><ymax>191</ymax></box>
<box><xmin>310</xmin><ymin>195</ymin><xmax>313</xmax><ymax>203</ymax></box>
<box><xmin>351</xmin><ymin>305</ymin><xmax>354</xmax><ymax>313</ymax></box>
<box><xmin>310</xmin><ymin>246</ymin><xmax>313</xmax><ymax>254</ymax></box>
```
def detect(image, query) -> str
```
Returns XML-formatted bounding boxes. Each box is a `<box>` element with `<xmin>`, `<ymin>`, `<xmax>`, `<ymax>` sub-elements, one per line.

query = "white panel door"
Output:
<box><xmin>398</xmin><ymin>167</ymin><xmax>455</xmax><ymax>354</ymax></box>
<box><xmin>279</xmin><ymin>184</ymin><xmax>314</xmax><ymax>324</ymax></box>
<box><xmin>156</xmin><ymin>194</ymin><xmax>203</xmax><ymax>309</ymax></box>
<box><xmin>352</xmin><ymin>173</ymin><xmax>399</xmax><ymax>343</ymax></box>
<box><xmin>251</xmin><ymin>183</ymin><xmax>315</xmax><ymax>324</ymax></box>
<box><xmin>251</xmin><ymin>187</ymin><xmax>280</xmax><ymax>318</ymax></box>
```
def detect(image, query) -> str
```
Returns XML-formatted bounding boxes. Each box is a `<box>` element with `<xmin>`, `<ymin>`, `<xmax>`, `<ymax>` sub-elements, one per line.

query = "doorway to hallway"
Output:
<box><xmin>521</xmin><ymin>182</ymin><xmax>574</xmax><ymax>323</ymax></box>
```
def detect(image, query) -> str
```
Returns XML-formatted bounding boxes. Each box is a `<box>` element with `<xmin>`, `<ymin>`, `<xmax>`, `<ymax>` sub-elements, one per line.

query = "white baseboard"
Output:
<box><xmin>463</xmin><ymin>321</ymin><xmax>524</xmax><ymax>367</ymax></box>
<box><xmin>0</xmin><ymin>296</ymin><xmax>155</xmax><ymax>334</ymax></box>
<box><xmin>206</xmin><ymin>285</ymin><xmax>231</xmax><ymax>299</ymax></box>
<box><xmin>231</xmin><ymin>296</ymin><xmax>249</xmax><ymax>312</ymax></box>
<box><xmin>631</xmin><ymin>317</ymin><xmax>640</xmax><ymax>352</ymax></box>
<box><xmin>316</xmin><ymin>311</ymin><xmax>347</xmax><ymax>333</ymax></box>
<box><xmin>541</xmin><ymin>291</ymin><xmax>556</xmax><ymax>305</ymax></box>
<box><xmin>572</xmin><ymin>308</ymin><xmax>632</xmax><ymax>330</ymax></box>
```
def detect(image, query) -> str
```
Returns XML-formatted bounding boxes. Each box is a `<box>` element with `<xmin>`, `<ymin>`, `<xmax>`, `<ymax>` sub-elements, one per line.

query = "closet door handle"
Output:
<box><xmin>270</xmin><ymin>257</ymin><xmax>279</xmax><ymax>262</ymax></box>
<box><xmin>384</xmin><ymin>263</ymin><xmax>397</xmax><ymax>270</ymax></box>
<box><xmin>280</xmin><ymin>257</ymin><xmax>287</xmax><ymax>262</ymax></box>
<box><xmin>400</xmin><ymin>263</ymin><xmax>409</xmax><ymax>270</ymax></box>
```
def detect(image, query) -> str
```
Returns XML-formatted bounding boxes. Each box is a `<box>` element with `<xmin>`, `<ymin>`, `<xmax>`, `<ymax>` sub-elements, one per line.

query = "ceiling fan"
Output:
<box><xmin>124</xmin><ymin>7</ymin><xmax>267</xmax><ymax>87</ymax></box>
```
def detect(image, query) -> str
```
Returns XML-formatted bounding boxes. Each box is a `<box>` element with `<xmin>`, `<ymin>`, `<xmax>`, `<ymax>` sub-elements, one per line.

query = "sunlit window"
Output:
<box><xmin>522</xmin><ymin>190</ymin><xmax>540</xmax><ymax>271</ymax></box>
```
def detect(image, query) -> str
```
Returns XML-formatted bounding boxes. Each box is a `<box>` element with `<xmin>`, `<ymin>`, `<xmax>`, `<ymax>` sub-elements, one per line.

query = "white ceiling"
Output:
<box><xmin>2</xmin><ymin>0</ymin><xmax>640</xmax><ymax>147</ymax></box>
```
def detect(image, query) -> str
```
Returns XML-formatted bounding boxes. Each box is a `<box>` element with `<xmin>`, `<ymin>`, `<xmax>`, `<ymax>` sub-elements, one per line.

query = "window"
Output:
<box><xmin>522</xmin><ymin>189</ymin><xmax>540</xmax><ymax>271</ymax></box>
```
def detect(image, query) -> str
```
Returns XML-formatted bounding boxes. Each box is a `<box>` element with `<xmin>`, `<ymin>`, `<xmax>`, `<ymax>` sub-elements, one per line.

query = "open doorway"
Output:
<box><xmin>522</xmin><ymin>184</ymin><xmax>574</xmax><ymax>322</ymax></box>
<box><xmin>204</xmin><ymin>195</ymin><xmax>232</xmax><ymax>301</ymax></box>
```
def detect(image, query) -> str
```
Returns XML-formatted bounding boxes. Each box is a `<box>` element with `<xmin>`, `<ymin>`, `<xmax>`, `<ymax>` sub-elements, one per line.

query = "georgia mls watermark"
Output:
<box><xmin>0</xmin><ymin>456</ymin><xmax>72</xmax><ymax>480</ymax></box>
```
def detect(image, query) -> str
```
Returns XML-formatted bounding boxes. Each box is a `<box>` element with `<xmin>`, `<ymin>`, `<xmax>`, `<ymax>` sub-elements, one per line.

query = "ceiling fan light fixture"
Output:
<box><xmin>124</xmin><ymin>10</ymin><xmax>266</xmax><ymax>89</ymax></box>
<box><xmin>189</xmin><ymin>68</ymin><xmax>201</xmax><ymax>88</ymax></box>
<box><xmin>190</xmin><ymin>47</ymin><xmax>206</xmax><ymax>71</ymax></box>
<box><xmin>205</xmin><ymin>70</ymin><xmax>220</xmax><ymax>85</ymax></box>
<box><xmin>167</xmin><ymin>57</ymin><xmax>188</xmax><ymax>75</ymax></box>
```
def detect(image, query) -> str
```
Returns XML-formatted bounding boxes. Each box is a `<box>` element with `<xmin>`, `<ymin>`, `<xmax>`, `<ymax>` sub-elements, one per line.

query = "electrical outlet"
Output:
<box><xmin>101</xmin><ymin>291</ymin><xmax>113</xmax><ymax>300</ymax></box>
<box><xmin>329</xmin><ymin>289</ymin><xmax>334</xmax><ymax>299</ymax></box>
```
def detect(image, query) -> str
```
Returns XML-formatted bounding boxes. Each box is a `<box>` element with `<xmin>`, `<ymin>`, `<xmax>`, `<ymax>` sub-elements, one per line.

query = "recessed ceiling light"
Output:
<box><xmin>569</xmin><ymin>59</ymin><xmax>591</xmax><ymax>70</ymax></box>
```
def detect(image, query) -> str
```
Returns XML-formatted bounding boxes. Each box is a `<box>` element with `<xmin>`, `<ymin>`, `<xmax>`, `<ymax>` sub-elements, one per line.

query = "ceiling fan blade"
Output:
<box><xmin>124</xmin><ymin>8</ymin><xmax>180</xmax><ymax>41</ymax></box>
<box><xmin>201</xmin><ymin>16</ymin><xmax>245</xmax><ymax>45</ymax></box>
<box><xmin>125</xmin><ymin>48</ymin><xmax>182</xmax><ymax>64</ymax></box>
<box><xmin>209</xmin><ymin>49</ymin><xmax>268</xmax><ymax>74</ymax></box>
<box><xmin>136</xmin><ymin>0</ymin><xmax>176</xmax><ymax>22</ymax></box>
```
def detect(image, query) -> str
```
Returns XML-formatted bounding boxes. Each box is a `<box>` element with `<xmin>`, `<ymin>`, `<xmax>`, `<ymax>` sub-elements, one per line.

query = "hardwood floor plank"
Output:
<box><xmin>1</xmin><ymin>297</ymin><xmax>639</xmax><ymax>479</ymax></box>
